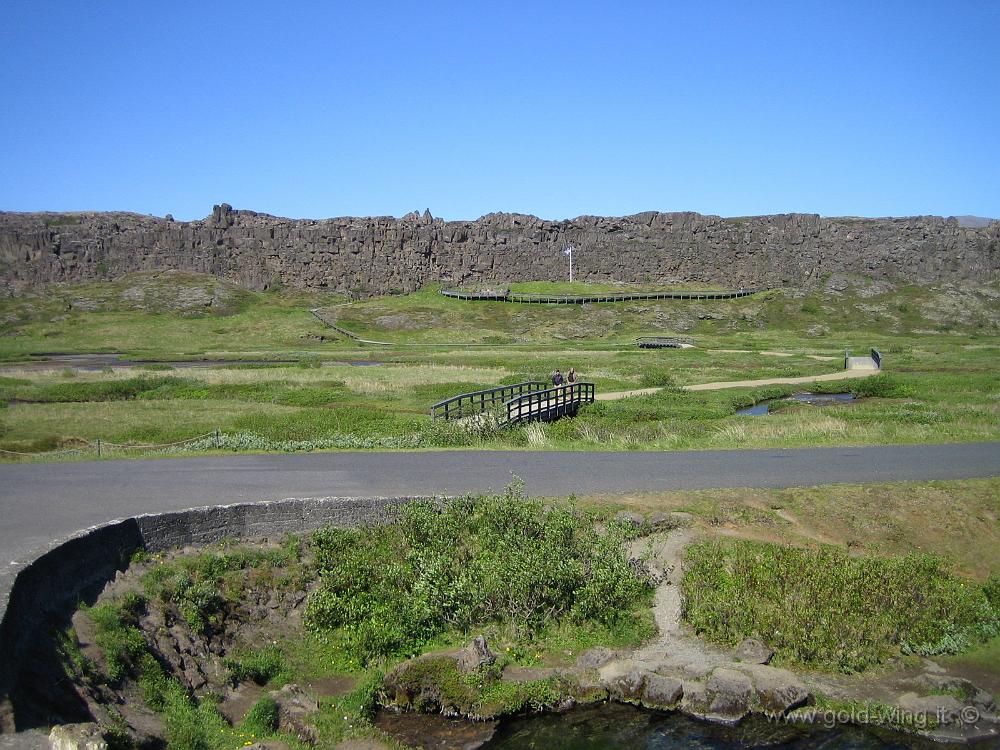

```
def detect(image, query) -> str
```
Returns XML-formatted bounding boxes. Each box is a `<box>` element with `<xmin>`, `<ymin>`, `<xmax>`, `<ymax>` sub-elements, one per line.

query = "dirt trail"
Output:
<box><xmin>624</xmin><ymin>526</ymin><xmax>732</xmax><ymax>676</ymax></box>
<box><xmin>597</xmin><ymin>368</ymin><xmax>877</xmax><ymax>401</ymax></box>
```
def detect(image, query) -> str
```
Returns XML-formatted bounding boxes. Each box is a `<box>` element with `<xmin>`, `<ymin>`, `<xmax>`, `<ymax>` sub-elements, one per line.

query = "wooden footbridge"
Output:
<box><xmin>440</xmin><ymin>288</ymin><xmax>761</xmax><ymax>304</ymax></box>
<box><xmin>431</xmin><ymin>381</ymin><xmax>596</xmax><ymax>426</ymax></box>
<box><xmin>636</xmin><ymin>336</ymin><xmax>688</xmax><ymax>349</ymax></box>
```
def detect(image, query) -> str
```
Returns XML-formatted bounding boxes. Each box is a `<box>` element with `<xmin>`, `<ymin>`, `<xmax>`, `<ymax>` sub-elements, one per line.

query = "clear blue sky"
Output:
<box><xmin>2</xmin><ymin>1</ymin><xmax>997</xmax><ymax>221</ymax></box>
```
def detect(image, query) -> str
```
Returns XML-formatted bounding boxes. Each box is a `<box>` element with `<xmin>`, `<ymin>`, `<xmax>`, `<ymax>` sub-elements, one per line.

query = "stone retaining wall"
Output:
<box><xmin>0</xmin><ymin>495</ymin><xmax>420</xmax><ymax>732</ymax></box>
<box><xmin>2</xmin><ymin>205</ymin><xmax>997</xmax><ymax>294</ymax></box>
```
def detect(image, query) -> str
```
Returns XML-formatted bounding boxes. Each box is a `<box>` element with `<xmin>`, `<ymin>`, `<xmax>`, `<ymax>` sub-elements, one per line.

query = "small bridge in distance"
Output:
<box><xmin>431</xmin><ymin>381</ymin><xmax>596</xmax><ymax>427</ymax></box>
<box><xmin>636</xmin><ymin>336</ymin><xmax>691</xmax><ymax>349</ymax></box>
<box><xmin>845</xmin><ymin>347</ymin><xmax>882</xmax><ymax>370</ymax></box>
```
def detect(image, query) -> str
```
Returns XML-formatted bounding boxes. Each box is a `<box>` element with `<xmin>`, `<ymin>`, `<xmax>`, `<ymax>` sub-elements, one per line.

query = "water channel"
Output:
<box><xmin>736</xmin><ymin>391</ymin><xmax>856</xmax><ymax>416</ymax></box>
<box><xmin>377</xmin><ymin>703</ymin><xmax>991</xmax><ymax>750</ymax></box>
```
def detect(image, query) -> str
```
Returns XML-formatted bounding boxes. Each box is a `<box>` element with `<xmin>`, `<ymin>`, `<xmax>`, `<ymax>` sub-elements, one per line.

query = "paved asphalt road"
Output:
<box><xmin>1</xmin><ymin>443</ymin><xmax>998</xmax><ymax>568</ymax></box>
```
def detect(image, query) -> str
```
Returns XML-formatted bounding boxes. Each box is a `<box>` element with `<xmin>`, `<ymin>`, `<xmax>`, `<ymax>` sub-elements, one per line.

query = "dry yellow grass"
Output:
<box><xmin>572</xmin><ymin>478</ymin><xmax>1000</xmax><ymax>579</ymax></box>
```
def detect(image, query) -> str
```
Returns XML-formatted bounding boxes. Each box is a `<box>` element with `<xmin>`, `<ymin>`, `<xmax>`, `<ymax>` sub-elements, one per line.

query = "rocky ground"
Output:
<box><xmin>37</xmin><ymin>521</ymin><xmax>1000</xmax><ymax>750</ymax></box>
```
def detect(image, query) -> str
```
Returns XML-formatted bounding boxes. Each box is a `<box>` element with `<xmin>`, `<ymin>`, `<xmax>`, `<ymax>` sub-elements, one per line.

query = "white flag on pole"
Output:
<box><xmin>562</xmin><ymin>247</ymin><xmax>573</xmax><ymax>256</ymax></box>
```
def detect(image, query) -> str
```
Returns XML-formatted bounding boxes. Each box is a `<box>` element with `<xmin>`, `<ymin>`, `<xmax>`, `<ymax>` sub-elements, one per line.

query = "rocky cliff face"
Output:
<box><xmin>1</xmin><ymin>204</ymin><xmax>996</xmax><ymax>294</ymax></box>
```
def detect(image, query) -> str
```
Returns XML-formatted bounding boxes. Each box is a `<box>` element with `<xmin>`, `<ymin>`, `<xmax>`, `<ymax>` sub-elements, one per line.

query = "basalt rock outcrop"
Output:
<box><xmin>1</xmin><ymin>205</ymin><xmax>997</xmax><ymax>295</ymax></box>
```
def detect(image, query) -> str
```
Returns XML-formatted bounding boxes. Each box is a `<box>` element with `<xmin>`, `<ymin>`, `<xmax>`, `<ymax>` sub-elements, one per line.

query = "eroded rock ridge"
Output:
<box><xmin>1</xmin><ymin>205</ymin><xmax>997</xmax><ymax>295</ymax></box>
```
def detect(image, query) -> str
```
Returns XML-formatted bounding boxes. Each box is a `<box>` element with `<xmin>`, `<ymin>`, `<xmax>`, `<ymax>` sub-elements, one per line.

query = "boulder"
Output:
<box><xmin>642</xmin><ymin>674</ymin><xmax>684</xmax><ymax>708</ymax></box>
<box><xmin>913</xmin><ymin>673</ymin><xmax>997</xmax><ymax>712</ymax></box>
<box><xmin>501</xmin><ymin>665</ymin><xmax>563</xmax><ymax>682</ymax></box>
<box><xmin>267</xmin><ymin>684</ymin><xmax>319</xmax><ymax>744</ymax></box>
<box><xmin>606</xmin><ymin>669</ymin><xmax>647</xmax><ymax>701</ymax></box>
<box><xmin>48</xmin><ymin>724</ymin><xmax>107</xmax><ymax>750</ymax></box>
<box><xmin>647</xmin><ymin>512</ymin><xmax>670</xmax><ymax>527</ymax></box>
<box><xmin>575</xmin><ymin>646</ymin><xmax>618</xmax><ymax>670</ymax></box>
<box><xmin>614</xmin><ymin>511</ymin><xmax>646</xmax><ymax>527</ymax></box>
<box><xmin>683</xmin><ymin>668</ymin><xmax>753</xmax><ymax>723</ymax></box>
<box><xmin>738</xmin><ymin>664</ymin><xmax>809</xmax><ymax>716</ymax></box>
<box><xmin>898</xmin><ymin>692</ymin><xmax>965</xmax><ymax>725</ymax></box>
<box><xmin>734</xmin><ymin>638</ymin><xmax>774</xmax><ymax>665</ymax></box>
<box><xmin>456</xmin><ymin>635</ymin><xmax>495</xmax><ymax>674</ymax></box>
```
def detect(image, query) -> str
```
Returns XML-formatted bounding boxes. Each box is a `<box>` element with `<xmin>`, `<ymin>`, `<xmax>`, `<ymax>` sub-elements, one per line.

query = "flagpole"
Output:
<box><xmin>569</xmin><ymin>249</ymin><xmax>573</xmax><ymax>283</ymax></box>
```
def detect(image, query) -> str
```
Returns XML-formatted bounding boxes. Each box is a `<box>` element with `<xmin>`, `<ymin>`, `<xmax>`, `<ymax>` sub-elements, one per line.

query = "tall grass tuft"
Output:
<box><xmin>682</xmin><ymin>538</ymin><xmax>1000</xmax><ymax>672</ymax></box>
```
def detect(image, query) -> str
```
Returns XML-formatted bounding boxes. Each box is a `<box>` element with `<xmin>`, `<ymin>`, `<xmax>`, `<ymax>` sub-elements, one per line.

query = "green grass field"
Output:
<box><xmin>1</xmin><ymin>272</ymin><xmax>997</xmax><ymax>458</ymax></box>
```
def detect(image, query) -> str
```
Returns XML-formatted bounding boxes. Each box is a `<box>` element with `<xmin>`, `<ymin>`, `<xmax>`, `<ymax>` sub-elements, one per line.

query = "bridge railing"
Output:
<box><xmin>431</xmin><ymin>381</ymin><xmax>549</xmax><ymax>421</ymax></box>
<box><xmin>309</xmin><ymin>308</ymin><xmax>363</xmax><ymax>341</ymax></box>
<box><xmin>440</xmin><ymin>288</ymin><xmax>761</xmax><ymax>304</ymax></box>
<box><xmin>438</xmin><ymin>288</ymin><xmax>510</xmax><ymax>301</ymax></box>
<box><xmin>503</xmin><ymin>382</ymin><xmax>595</xmax><ymax>426</ymax></box>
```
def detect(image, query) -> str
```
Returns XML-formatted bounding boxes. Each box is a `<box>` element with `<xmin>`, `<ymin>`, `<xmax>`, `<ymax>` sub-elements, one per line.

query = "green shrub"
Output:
<box><xmin>984</xmin><ymin>574</ymin><xmax>1000</xmax><ymax>609</ymax></box>
<box><xmin>137</xmin><ymin>652</ymin><xmax>232</xmax><ymax>750</ymax></box>
<box><xmin>138</xmin><ymin>654</ymin><xmax>183</xmax><ymax>711</ymax></box>
<box><xmin>224</xmin><ymin>646</ymin><xmax>285</xmax><ymax>685</ymax></box>
<box><xmin>304</xmin><ymin>484</ymin><xmax>652</xmax><ymax>664</ymax></box>
<box><xmin>850</xmin><ymin>373</ymin><xmax>913</xmax><ymax>399</ymax></box>
<box><xmin>86</xmin><ymin>599</ymin><xmax>149</xmax><ymax>682</ymax></box>
<box><xmin>682</xmin><ymin>538</ymin><xmax>1000</xmax><ymax>672</ymax></box>
<box><xmin>162</xmin><ymin>701</ymin><xmax>209</xmax><ymax>750</ymax></box>
<box><xmin>637</xmin><ymin>366</ymin><xmax>677</xmax><ymax>389</ymax></box>
<box><xmin>174</xmin><ymin>579</ymin><xmax>224</xmax><ymax>633</ymax></box>
<box><xmin>241</xmin><ymin>696</ymin><xmax>279</xmax><ymax>735</ymax></box>
<box><xmin>27</xmin><ymin>376</ymin><xmax>186</xmax><ymax>403</ymax></box>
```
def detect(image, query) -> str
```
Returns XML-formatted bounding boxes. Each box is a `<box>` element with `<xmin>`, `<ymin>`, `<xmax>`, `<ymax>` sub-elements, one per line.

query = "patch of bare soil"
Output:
<box><xmin>301</xmin><ymin>675</ymin><xmax>356</xmax><ymax>698</ymax></box>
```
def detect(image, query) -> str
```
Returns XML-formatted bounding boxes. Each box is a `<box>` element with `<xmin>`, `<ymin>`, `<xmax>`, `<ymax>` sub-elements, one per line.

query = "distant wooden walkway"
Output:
<box><xmin>440</xmin><ymin>288</ymin><xmax>763</xmax><ymax>304</ymax></box>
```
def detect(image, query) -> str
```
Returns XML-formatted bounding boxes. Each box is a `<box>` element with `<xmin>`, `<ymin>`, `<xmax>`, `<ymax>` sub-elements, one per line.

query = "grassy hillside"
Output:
<box><xmin>2</xmin><ymin>272</ymin><xmax>998</xmax><ymax>358</ymax></box>
<box><xmin>0</xmin><ymin>273</ymin><xmax>997</xmax><ymax>458</ymax></box>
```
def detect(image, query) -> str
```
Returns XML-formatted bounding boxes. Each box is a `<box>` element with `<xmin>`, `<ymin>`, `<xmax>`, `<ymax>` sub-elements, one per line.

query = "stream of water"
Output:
<box><xmin>483</xmin><ymin>703</ymin><xmax>983</xmax><ymax>750</ymax></box>
<box><xmin>737</xmin><ymin>391</ymin><xmax>856</xmax><ymax>416</ymax></box>
<box><xmin>377</xmin><ymin>703</ymin><xmax>998</xmax><ymax>750</ymax></box>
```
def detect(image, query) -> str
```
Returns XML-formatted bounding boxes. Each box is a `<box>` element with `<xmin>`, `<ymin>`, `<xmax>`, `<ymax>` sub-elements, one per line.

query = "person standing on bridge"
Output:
<box><xmin>552</xmin><ymin>369</ymin><xmax>564</xmax><ymax>387</ymax></box>
<box><xmin>567</xmin><ymin>368</ymin><xmax>577</xmax><ymax>384</ymax></box>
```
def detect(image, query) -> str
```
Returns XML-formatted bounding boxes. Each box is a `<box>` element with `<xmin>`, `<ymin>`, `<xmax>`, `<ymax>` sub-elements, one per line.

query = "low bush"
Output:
<box><xmin>25</xmin><ymin>376</ymin><xmax>186</xmax><ymax>403</ymax></box>
<box><xmin>637</xmin><ymin>366</ymin><xmax>678</xmax><ymax>389</ymax></box>
<box><xmin>305</xmin><ymin>484</ymin><xmax>652</xmax><ymax>664</ymax></box>
<box><xmin>86</xmin><ymin>599</ymin><xmax>149</xmax><ymax>682</ymax></box>
<box><xmin>240</xmin><ymin>696</ymin><xmax>279</xmax><ymax>735</ymax></box>
<box><xmin>849</xmin><ymin>373</ymin><xmax>913</xmax><ymax>399</ymax></box>
<box><xmin>224</xmin><ymin>646</ymin><xmax>285</xmax><ymax>685</ymax></box>
<box><xmin>682</xmin><ymin>538</ymin><xmax>1000</xmax><ymax>672</ymax></box>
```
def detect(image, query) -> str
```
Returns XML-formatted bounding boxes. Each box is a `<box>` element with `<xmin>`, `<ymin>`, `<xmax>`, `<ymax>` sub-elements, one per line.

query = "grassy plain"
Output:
<box><xmin>1</xmin><ymin>272</ymin><xmax>997</xmax><ymax>457</ymax></box>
